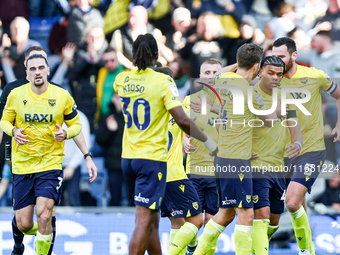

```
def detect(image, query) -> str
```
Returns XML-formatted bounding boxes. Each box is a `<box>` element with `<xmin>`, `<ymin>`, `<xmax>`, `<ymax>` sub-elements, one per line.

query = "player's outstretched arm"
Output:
<box><xmin>215</xmin><ymin>63</ymin><xmax>238</xmax><ymax>76</ymax></box>
<box><xmin>330</xmin><ymin>86</ymin><xmax>340</xmax><ymax>142</ymax></box>
<box><xmin>169</xmin><ymin>106</ymin><xmax>217</xmax><ymax>153</ymax></box>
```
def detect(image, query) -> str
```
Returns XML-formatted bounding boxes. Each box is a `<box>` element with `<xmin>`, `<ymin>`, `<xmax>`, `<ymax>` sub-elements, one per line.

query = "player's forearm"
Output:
<box><xmin>0</xmin><ymin>120</ymin><xmax>14</xmax><ymax>137</ymax></box>
<box><xmin>73</xmin><ymin>132</ymin><xmax>90</xmax><ymax>155</ymax></box>
<box><xmin>336</xmin><ymin>97</ymin><xmax>340</xmax><ymax>128</ymax></box>
<box><xmin>288</xmin><ymin>122</ymin><xmax>303</xmax><ymax>144</ymax></box>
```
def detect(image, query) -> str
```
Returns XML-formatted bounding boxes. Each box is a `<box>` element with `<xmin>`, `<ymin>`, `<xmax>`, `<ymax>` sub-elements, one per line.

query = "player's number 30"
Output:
<box><xmin>121</xmin><ymin>97</ymin><xmax>151</xmax><ymax>130</ymax></box>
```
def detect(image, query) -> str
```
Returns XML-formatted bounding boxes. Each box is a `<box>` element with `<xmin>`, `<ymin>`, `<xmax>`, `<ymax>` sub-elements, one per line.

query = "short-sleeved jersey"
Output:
<box><xmin>113</xmin><ymin>68</ymin><xmax>182</xmax><ymax>162</ymax></box>
<box><xmin>215</xmin><ymin>72</ymin><xmax>265</xmax><ymax>160</ymax></box>
<box><xmin>251</xmin><ymin>82</ymin><xmax>298</xmax><ymax>171</ymax></box>
<box><xmin>280</xmin><ymin>65</ymin><xmax>336</xmax><ymax>155</ymax></box>
<box><xmin>183</xmin><ymin>92</ymin><xmax>219</xmax><ymax>177</ymax></box>
<box><xmin>167</xmin><ymin>106</ymin><xmax>189</xmax><ymax>182</ymax></box>
<box><xmin>1</xmin><ymin>82</ymin><xmax>80</xmax><ymax>174</ymax></box>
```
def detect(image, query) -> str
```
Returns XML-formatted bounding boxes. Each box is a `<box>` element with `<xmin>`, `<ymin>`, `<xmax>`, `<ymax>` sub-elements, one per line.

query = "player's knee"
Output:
<box><xmin>187</xmin><ymin>213</ymin><xmax>203</xmax><ymax>229</ymax></box>
<box><xmin>285</xmin><ymin>199</ymin><xmax>300</xmax><ymax>213</ymax></box>
<box><xmin>17</xmin><ymin>218</ymin><xmax>34</xmax><ymax>233</ymax></box>
<box><xmin>254</xmin><ymin>207</ymin><xmax>270</xmax><ymax>219</ymax></box>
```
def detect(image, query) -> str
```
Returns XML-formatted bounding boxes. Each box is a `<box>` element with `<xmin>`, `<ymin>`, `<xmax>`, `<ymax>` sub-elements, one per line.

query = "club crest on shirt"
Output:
<box><xmin>300</xmin><ymin>77</ymin><xmax>308</xmax><ymax>84</ymax></box>
<box><xmin>23</xmin><ymin>100</ymin><xmax>28</xmax><ymax>105</ymax></box>
<box><xmin>48</xmin><ymin>99</ymin><xmax>56</xmax><ymax>107</ymax></box>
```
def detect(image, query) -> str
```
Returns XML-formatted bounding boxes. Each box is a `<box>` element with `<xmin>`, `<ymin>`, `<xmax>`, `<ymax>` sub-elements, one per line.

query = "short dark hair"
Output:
<box><xmin>26</xmin><ymin>54</ymin><xmax>48</xmax><ymax>66</ymax></box>
<box><xmin>260</xmin><ymin>56</ymin><xmax>285</xmax><ymax>73</ymax></box>
<box><xmin>273</xmin><ymin>37</ymin><xmax>297</xmax><ymax>54</ymax></box>
<box><xmin>104</xmin><ymin>46</ymin><xmax>116</xmax><ymax>54</ymax></box>
<box><xmin>25</xmin><ymin>46</ymin><xmax>47</xmax><ymax>60</ymax></box>
<box><xmin>154</xmin><ymin>67</ymin><xmax>174</xmax><ymax>78</ymax></box>
<box><xmin>236</xmin><ymin>43</ymin><xmax>263</xmax><ymax>70</ymax></box>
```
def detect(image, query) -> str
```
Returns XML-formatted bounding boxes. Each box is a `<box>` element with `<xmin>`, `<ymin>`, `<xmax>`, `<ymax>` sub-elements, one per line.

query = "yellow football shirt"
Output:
<box><xmin>166</xmin><ymin>106</ymin><xmax>189</xmax><ymax>182</ymax></box>
<box><xmin>251</xmin><ymin>82</ymin><xmax>298</xmax><ymax>171</ymax></box>
<box><xmin>0</xmin><ymin>83</ymin><xmax>81</xmax><ymax>174</ymax></box>
<box><xmin>183</xmin><ymin>92</ymin><xmax>219</xmax><ymax>177</ymax></box>
<box><xmin>114</xmin><ymin>68</ymin><xmax>182</xmax><ymax>162</ymax></box>
<box><xmin>215</xmin><ymin>72</ymin><xmax>265</xmax><ymax>160</ymax></box>
<box><xmin>280</xmin><ymin>65</ymin><xmax>333</xmax><ymax>155</ymax></box>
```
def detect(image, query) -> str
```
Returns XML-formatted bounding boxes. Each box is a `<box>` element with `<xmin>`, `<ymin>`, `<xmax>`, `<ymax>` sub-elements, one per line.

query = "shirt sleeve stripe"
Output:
<box><xmin>64</xmin><ymin>109</ymin><xmax>78</xmax><ymax>120</ymax></box>
<box><xmin>326</xmin><ymin>82</ymin><xmax>338</xmax><ymax>94</ymax></box>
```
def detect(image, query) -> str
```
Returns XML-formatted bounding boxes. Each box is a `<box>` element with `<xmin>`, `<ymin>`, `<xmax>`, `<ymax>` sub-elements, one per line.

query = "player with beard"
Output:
<box><xmin>0</xmin><ymin>54</ymin><xmax>93</xmax><ymax>255</ymax></box>
<box><xmin>273</xmin><ymin>37</ymin><xmax>340</xmax><ymax>255</ymax></box>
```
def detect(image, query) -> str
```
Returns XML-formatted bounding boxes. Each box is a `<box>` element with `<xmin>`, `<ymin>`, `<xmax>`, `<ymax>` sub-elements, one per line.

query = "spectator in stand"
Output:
<box><xmin>95</xmin><ymin>46</ymin><xmax>124</xmax><ymax>123</ymax></box>
<box><xmin>168</xmin><ymin>58</ymin><xmax>192</xmax><ymax>99</ymax></box>
<box><xmin>165</xmin><ymin>7</ymin><xmax>194</xmax><ymax>51</ymax></box>
<box><xmin>110</xmin><ymin>5</ymin><xmax>174</xmax><ymax>69</ymax></box>
<box><xmin>68</xmin><ymin>25</ymin><xmax>107</xmax><ymax>134</ymax></box>
<box><xmin>96</xmin><ymin>93</ymin><xmax>132</xmax><ymax>206</ymax></box>
<box><xmin>0</xmin><ymin>17</ymin><xmax>41</xmax><ymax>84</ymax></box>
<box><xmin>61</xmin><ymin>110</ymin><xmax>91</xmax><ymax>206</ymax></box>
<box><xmin>287</xmin><ymin>27</ymin><xmax>310</xmax><ymax>51</ymax></box>
<box><xmin>315</xmin><ymin>0</ymin><xmax>340</xmax><ymax>46</ymax></box>
<box><xmin>29</xmin><ymin>0</ymin><xmax>62</xmax><ymax>17</ymax></box>
<box><xmin>177</xmin><ymin>12</ymin><xmax>227</xmax><ymax>77</ymax></box>
<box><xmin>67</xmin><ymin>0</ymin><xmax>104</xmax><ymax>48</ymax></box>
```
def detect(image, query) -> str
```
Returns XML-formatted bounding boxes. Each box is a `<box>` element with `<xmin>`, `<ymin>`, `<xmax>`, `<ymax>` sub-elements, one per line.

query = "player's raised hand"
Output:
<box><xmin>54</xmin><ymin>124</ymin><xmax>67</xmax><ymax>142</ymax></box>
<box><xmin>86</xmin><ymin>157</ymin><xmax>98</xmax><ymax>183</ymax></box>
<box><xmin>286</xmin><ymin>143</ymin><xmax>301</xmax><ymax>159</ymax></box>
<box><xmin>184</xmin><ymin>137</ymin><xmax>197</xmax><ymax>154</ymax></box>
<box><xmin>12</xmin><ymin>127</ymin><xmax>29</xmax><ymax>145</ymax></box>
<box><xmin>331</xmin><ymin>125</ymin><xmax>340</xmax><ymax>142</ymax></box>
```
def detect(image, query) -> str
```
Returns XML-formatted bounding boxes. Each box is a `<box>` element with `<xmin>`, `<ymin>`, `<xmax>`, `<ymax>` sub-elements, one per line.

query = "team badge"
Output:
<box><xmin>192</xmin><ymin>202</ymin><xmax>199</xmax><ymax>210</ymax></box>
<box><xmin>246</xmin><ymin>195</ymin><xmax>251</xmax><ymax>203</ymax></box>
<box><xmin>48</xmin><ymin>99</ymin><xmax>56</xmax><ymax>107</ymax></box>
<box><xmin>158</xmin><ymin>172</ymin><xmax>163</xmax><ymax>181</ymax></box>
<box><xmin>253</xmin><ymin>195</ymin><xmax>259</xmax><ymax>203</ymax></box>
<box><xmin>300</xmin><ymin>77</ymin><xmax>308</xmax><ymax>84</ymax></box>
<box><xmin>124</xmin><ymin>76</ymin><xmax>129</xmax><ymax>83</ymax></box>
<box><xmin>238</xmin><ymin>173</ymin><xmax>244</xmax><ymax>181</ymax></box>
<box><xmin>23</xmin><ymin>100</ymin><xmax>28</xmax><ymax>105</ymax></box>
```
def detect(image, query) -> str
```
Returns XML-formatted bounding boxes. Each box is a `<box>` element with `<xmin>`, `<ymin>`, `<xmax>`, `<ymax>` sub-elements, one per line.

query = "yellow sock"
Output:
<box><xmin>267</xmin><ymin>225</ymin><xmax>279</xmax><ymax>241</ymax></box>
<box><xmin>252</xmin><ymin>220</ymin><xmax>269</xmax><ymax>255</ymax></box>
<box><xmin>170</xmin><ymin>229</ymin><xmax>179</xmax><ymax>245</ymax></box>
<box><xmin>194</xmin><ymin>219</ymin><xmax>225</xmax><ymax>255</ymax></box>
<box><xmin>36</xmin><ymin>231</ymin><xmax>53</xmax><ymax>255</ymax></box>
<box><xmin>308</xmin><ymin>225</ymin><xmax>315</xmax><ymax>255</ymax></box>
<box><xmin>189</xmin><ymin>234</ymin><xmax>197</xmax><ymax>246</ymax></box>
<box><xmin>289</xmin><ymin>206</ymin><xmax>309</xmax><ymax>250</ymax></box>
<box><xmin>206</xmin><ymin>237</ymin><xmax>218</xmax><ymax>255</ymax></box>
<box><xmin>23</xmin><ymin>221</ymin><xmax>38</xmax><ymax>235</ymax></box>
<box><xmin>168</xmin><ymin>222</ymin><xmax>198</xmax><ymax>255</ymax></box>
<box><xmin>234</xmin><ymin>224</ymin><xmax>252</xmax><ymax>255</ymax></box>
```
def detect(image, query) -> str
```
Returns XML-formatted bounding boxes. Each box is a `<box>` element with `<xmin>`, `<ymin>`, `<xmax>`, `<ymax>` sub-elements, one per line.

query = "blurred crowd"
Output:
<box><xmin>0</xmin><ymin>0</ymin><xmax>339</xmax><ymax>212</ymax></box>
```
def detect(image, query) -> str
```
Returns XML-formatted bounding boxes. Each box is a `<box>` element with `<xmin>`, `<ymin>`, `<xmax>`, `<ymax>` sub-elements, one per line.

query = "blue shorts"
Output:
<box><xmin>252</xmin><ymin>171</ymin><xmax>286</xmax><ymax>214</ymax></box>
<box><xmin>214</xmin><ymin>157</ymin><xmax>253</xmax><ymax>208</ymax></box>
<box><xmin>285</xmin><ymin>151</ymin><xmax>326</xmax><ymax>192</ymax></box>
<box><xmin>122</xmin><ymin>158</ymin><xmax>166</xmax><ymax>211</ymax></box>
<box><xmin>189</xmin><ymin>175</ymin><xmax>218</xmax><ymax>215</ymax></box>
<box><xmin>12</xmin><ymin>170</ymin><xmax>63</xmax><ymax>210</ymax></box>
<box><xmin>161</xmin><ymin>179</ymin><xmax>201</xmax><ymax>218</ymax></box>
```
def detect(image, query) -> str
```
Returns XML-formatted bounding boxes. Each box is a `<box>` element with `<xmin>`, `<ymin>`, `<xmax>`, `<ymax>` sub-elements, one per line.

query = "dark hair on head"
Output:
<box><xmin>236</xmin><ymin>43</ymin><xmax>263</xmax><ymax>70</ymax></box>
<box><xmin>273</xmin><ymin>37</ymin><xmax>296</xmax><ymax>55</ymax></box>
<box><xmin>315</xmin><ymin>30</ymin><xmax>332</xmax><ymax>39</ymax></box>
<box><xmin>104</xmin><ymin>46</ymin><xmax>116</xmax><ymax>54</ymax></box>
<box><xmin>133</xmin><ymin>33</ymin><xmax>158</xmax><ymax>71</ymax></box>
<box><xmin>26</xmin><ymin>54</ymin><xmax>48</xmax><ymax>66</ymax></box>
<box><xmin>260</xmin><ymin>56</ymin><xmax>285</xmax><ymax>73</ymax></box>
<box><xmin>154</xmin><ymin>67</ymin><xmax>174</xmax><ymax>78</ymax></box>
<box><xmin>25</xmin><ymin>46</ymin><xmax>47</xmax><ymax>60</ymax></box>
